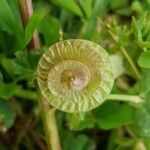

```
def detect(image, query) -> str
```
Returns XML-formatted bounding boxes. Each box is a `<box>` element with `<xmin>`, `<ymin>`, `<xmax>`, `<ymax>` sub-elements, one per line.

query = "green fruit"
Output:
<box><xmin>37</xmin><ymin>39</ymin><xmax>114</xmax><ymax>113</ymax></box>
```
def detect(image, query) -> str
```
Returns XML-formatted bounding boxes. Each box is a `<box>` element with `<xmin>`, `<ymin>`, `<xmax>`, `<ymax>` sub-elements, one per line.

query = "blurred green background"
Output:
<box><xmin>0</xmin><ymin>0</ymin><xmax>150</xmax><ymax>149</ymax></box>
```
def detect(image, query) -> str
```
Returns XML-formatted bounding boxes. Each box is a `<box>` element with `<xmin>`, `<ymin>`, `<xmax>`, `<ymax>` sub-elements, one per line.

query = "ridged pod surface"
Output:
<box><xmin>37</xmin><ymin>39</ymin><xmax>114</xmax><ymax>113</ymax></box>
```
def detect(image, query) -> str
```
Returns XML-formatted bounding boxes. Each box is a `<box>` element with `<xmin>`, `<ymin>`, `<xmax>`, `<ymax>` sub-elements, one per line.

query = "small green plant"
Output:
<box><xmin>0</xmin><ymin>0</ymin><xmax>150</xmax><ymax>150</ymax></box>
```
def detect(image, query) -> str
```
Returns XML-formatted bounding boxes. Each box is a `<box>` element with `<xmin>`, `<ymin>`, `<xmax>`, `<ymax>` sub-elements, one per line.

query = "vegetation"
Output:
<box><xmin>0</xmin><ymin>0</ymin><xmax>150</xmax><ymax>149</ymax></box>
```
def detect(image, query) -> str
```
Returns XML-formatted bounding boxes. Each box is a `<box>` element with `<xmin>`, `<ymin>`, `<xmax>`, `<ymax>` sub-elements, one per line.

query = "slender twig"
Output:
<box><xmin>19</xmin><ymin>0</ymin><xmax>61</xmax><ymax>149</ymax></box>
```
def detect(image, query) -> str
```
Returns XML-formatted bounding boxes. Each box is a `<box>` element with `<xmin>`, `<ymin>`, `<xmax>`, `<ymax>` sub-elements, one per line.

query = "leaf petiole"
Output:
<box><xmin>107</xmin><ymin>94</ymin><xmax>143</xmax><ymax>104</ymax></box>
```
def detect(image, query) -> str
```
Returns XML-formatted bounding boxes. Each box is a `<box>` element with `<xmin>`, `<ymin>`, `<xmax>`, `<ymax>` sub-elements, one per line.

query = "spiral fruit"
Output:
<box><xmin>37</xmin><ymin>39</ymin><xmax>114</xmax><ymax>113</ymax></box>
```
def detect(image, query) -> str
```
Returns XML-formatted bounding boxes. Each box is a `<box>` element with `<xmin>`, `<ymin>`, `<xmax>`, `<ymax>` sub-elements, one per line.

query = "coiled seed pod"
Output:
<box><xmin>37</xmin><ymin>39</ymin><xmax>114</xmax><ymax>113</ymax></box>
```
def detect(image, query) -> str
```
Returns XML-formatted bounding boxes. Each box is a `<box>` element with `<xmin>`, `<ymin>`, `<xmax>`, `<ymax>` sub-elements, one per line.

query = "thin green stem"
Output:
<box><xmin>107</xmin><ymin>94</ymin><xmax>143</xmax><ymax>104</ymax></box>
<box><xmin>120</xmin><ymin>47</ymin><xmax>141</xmax><ymax>79</ymax></box>
<box><xmin>38</xmin><ymin>93</ymin><xmax>61</xmax><ymax>150</ymax></box>
<box><xmin>14</xmin><ymin>89</ymin><xmax>37</xmax><ymax>100</ymax></box>
<box><xmin>107</xmin><ymin>29</ymin><xmax>141</xmax><ymax>79</ymax></box>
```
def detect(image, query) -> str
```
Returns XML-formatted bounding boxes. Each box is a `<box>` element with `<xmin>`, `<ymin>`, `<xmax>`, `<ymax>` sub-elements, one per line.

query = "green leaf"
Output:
<box><xmin>94</xmin><ymin>101</ymin><xmax>134</xmax><ymax>129</ymax></box>
<box><xmin>0</xmin><ymin>0</ymin><xmax>17</xmax><ymax>33</ymax></box>
<box><xmin>25</xmin><ymin>8</ymin><xmax>48</xmax><ymax>46</ymax></box>
<box><xmin>132</xmin><ymin>17</ymin><xmax>142</xmax><ymax>43</ymax></box>
<box><xmin>1</xmin><ymin>58</ymin><xmax>15</xmax><ymax>78</ymax></box>
<box><xmin>0</xmin><ymin>99</ymin><xmax>16</xmax><ymax>131</ymax></box>
<box><xmin>38</xmin><ymin>15</ymin><xmax>60</xmax><ymax>46</ymax></box>
<box><xmin>0</xmin><ymin>0</ymin><xmax>23</xmax><ymax>48</ymax></box>
<box><xmin>0</xmin><ymin>83</ymin><xmax>21</xmax><ymax>99</ymax></box>
<box><xmin>141</xmin><ymin>12</ymin><xmax>150</xmax><ymax>37</ymax></box>
<box><xmin>110</xmin><ymin>0</ymin><xmax>128</xmax><ymax>8</ymax></box>
<box><xmin>68</xmin><ymin>114</ymin><xmax>81</xmax><ymax>130</ymax></box>
<box><xmin>115</xmin><ymin>7</ymin><xmax>132</xmax><ymax>16</ymax></box>
<box><xmin>27</xmin><ymin>51</ymin><xmax>42</xmax><ymax>70</ymax></box>
<box><xmin>0</xmin><ymin>83</ymin><xmax>37</xmax><ymax>100</ymax></box>
<box><xmin>51</xmin><ymin>0</ymin><xmax>83</xmax><ymax>17</ymax></box>
<box><xmin>138</xmin><ymin>41</ymin><xmax>150</xmax><ymax>48</ymax></box>
<box><xmin>70</xmin><ymin>135</ymin><xmax>94</xmax><ymax>150</ymax></box>
<box><xmin>14</xmin><ymin>51</ymin><xmax>30</xmax><ymax>70</ymax></box>
<box><xmin>1</xmin><ymin>51</ymin><xmax>35</xmax><ymax>81</ymax></box>
<box><xmin>76</xmin><ymin>113</ymin><xmax>94</xmax><ymax>130</ymax></box>
<box><xmin>67</xmin><ymin>112</ymin><xmax>94</xmax><ymax>130</ymax></box>
<box><xmin>61</xmin><ymin>131</ymin><xmax>95</xmax><ymax>150</ymax></box>
<box><xmin>1</xmin><ymin>57</ymin><xmax>33</xmax><ymax>81</ymax></box>
<box><xmin>83</xmin><ymin>0</ymin><xmax>109</xmax><ymax>39</ymax></box>
<box><xmin>138</xmin><ymin>51</ymin><xmax>150</xmax><ymax>68</ymax></box>
<box><xmin>131</xmin><ymin>1</ymin><xmax>143</xmax><ymax>14</ymax></box>
<box><xmin>134</xmin><ymin>101</ymin><xmax>150</xmax><ymax>137</ymax></box>
<box><xmin>78</xmin><ymin>0</ymin><xmax>92</xmax><ymax>18</ymax></box>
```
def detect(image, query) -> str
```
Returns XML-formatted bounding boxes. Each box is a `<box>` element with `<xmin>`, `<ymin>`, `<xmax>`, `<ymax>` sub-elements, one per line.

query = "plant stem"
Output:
<box><xmin>107</xmin><ymin>94</ymin><xmax>143</xmax><ymax>104</ymax></box>
<box><xmin>19</xmin><ymin>0</ymin><xmax>40</xmax><ymax>49</ymax></box>
<box><xmin>120</xmin><ymin>47</ymin><xmax>141</xmax><ymax>79</ymax></box>
<box><xmin>14</xmin><ymin>89</ymin><xmax>37</xmax><ymax>100</ymax></box>
<box><xmin>38</xmin><ymin>94</ymin><xmax>61</xmax><ymax>150</ymax></box>
<box><xmin>107</xmin><ymin>29</ymin><xmax>141</xmax><ymax>79</ymax></box>
<box><xmin>19</xmin><ymin>0</ymin><xmax>61</xmax><ymax>149</ymax></box>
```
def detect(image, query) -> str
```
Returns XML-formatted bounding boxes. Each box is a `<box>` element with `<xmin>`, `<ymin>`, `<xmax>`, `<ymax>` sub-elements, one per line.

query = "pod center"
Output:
<box><xmin>47</xmin><ymin>60</ymin><xmax>90</xmax><ymax>98</ymax></box>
